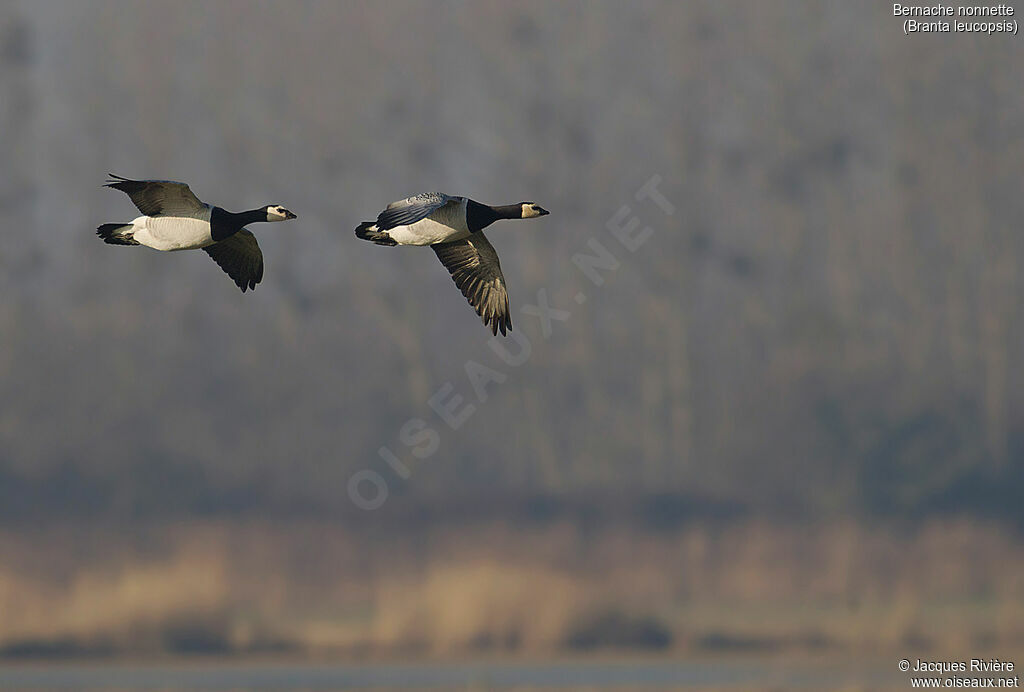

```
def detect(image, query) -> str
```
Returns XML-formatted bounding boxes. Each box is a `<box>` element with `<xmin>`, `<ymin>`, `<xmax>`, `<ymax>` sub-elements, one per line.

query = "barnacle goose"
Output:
<box><xmin>355</xmin><ymin>193</ymin><xmax>549</xmax><ymax>336</ymax></box>
<box><xmin>97</xmin><ymin>174</ymin><xmax>296</xmax><ymax>292</ymax></box>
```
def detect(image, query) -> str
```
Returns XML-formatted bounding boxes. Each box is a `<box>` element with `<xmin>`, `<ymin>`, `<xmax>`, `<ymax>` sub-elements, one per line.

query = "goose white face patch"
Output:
<box><xmin>521</xmin><ymin>202</ymin><xmax>544</xmax><ymax>218</ymax></box>
<box><xmin>266</xmin><ymin>205</ymin><xmax>294</xmax><ymax>222</ymax></box>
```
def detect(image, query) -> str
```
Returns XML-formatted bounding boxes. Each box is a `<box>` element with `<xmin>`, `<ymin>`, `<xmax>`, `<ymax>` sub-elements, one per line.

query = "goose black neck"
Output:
<box><xmin>466</xmin><ymin>201</ymin><xmax>520</xmax><ymax>232</ymax></box>
<box><xmin>230</xmin><ymin>208</ymin><xmax>269</xmax><ymax>225</ymax></box>
<box><xmin>210</xmin><ymin>206</ymin><xmax>266</xmax><ymax>241</ymax></box>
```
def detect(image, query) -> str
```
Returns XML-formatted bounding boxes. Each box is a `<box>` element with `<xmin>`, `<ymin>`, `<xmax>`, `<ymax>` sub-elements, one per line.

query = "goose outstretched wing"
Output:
<box><xmin>203</xmin><ymin>229</ymin><xmax>264</xmax><ymax>292</ymax></box>
<box><xmin>432</xmin><ymin>232</ymin><xmax>511</xmax><ymax>336</ymax></box>
<box><xmin>105</xmin><ymin>173</ymin><xmax>207</xmax><ymax>217</ymax></box>
<box><xmin>375</xmin><ymin>192</ymin><xmax>457</xmax><ymax>230</ymax></box>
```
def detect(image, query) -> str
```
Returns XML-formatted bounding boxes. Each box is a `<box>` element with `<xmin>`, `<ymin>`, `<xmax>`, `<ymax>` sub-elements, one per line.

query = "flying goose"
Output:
<box><xmin>97</xmin><ymin>174</ymin><xmax>296</xmax><ymax>292</ymax></box>
<box><xmin>355</xmin><ymin>193</ymin><xmax>550</xmax><ymax>336</ymax></box>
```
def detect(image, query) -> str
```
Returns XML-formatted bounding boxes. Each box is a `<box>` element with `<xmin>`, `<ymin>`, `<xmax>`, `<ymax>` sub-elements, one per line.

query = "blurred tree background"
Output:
<box><xmin>0</xmin><ymin>1</ymin><xmax>1022</xmax><ymax>524</ymax></box>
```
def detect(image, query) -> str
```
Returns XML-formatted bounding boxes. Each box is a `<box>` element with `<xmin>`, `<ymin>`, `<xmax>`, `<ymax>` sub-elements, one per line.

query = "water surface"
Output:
<box><xmin>0</xmin><ymin>658</ymin><xmax>903</xmax><ymax>690</ymax></box>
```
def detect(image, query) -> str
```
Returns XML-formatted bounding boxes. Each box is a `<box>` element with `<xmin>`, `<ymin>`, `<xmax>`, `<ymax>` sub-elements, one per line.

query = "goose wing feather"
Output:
<box><xmin>105</xmin><ymin>173</ymin><xmax>207</xmax><ymax>217</ymax></box>
<box><xmin>203</xmin><ymin>229</ymin><xmax>264</xmax><ymax>292</ymax></box>
<box><xmin>375</xmin><ymin>192</ymin><xmax>456</xmax><ymax>230</ymax></box>
<box><xmin>432</xmin><ymin>232</ymin><xmax>511</xmax><ymax>336</ymax></box>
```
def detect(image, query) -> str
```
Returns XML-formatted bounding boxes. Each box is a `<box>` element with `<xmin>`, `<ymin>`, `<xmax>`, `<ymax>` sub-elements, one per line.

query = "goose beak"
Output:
<box><xmin>285</xmin><ymin>210</ymin><xmax>297</xmax><ymax>220</ymax></box>
<box><xmin>536</xmin><ymin>207</ymin><xmax>550</xmax><ymax>216</ymax></box>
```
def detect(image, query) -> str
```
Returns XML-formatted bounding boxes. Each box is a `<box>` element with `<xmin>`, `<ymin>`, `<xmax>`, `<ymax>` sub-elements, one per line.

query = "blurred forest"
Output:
<box><xmin>1</xmin><ymin>1</ymin><xmax>1021</xmax><ymax>523</ymax></box>
<box><xmin>0</xmin><ymin>0</ymin><xmax>1022</xmax><ymax>661</ymax></box>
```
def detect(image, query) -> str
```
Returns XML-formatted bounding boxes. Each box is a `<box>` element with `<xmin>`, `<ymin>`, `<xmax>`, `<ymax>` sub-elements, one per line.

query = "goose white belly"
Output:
<box><xmin>131</xmin><ymin>210</ymin><xmax>214</xmax><ymax>252</ymax></box>
<box><xmin>389</xmin><ymin>202</ymin><xmax>471</xmax><ymax>246</ymax></box>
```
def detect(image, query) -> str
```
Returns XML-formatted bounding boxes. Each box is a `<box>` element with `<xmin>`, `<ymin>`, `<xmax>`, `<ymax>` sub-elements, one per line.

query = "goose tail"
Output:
<box><xmin>355</xmin><ymin>221</ymin><xmax>397</xmax><ymax>246</ymax></box>
<box><xmin>96</xmin><ymin>223</ymin><xmax>139</xmax><ymax>246</ymax></box>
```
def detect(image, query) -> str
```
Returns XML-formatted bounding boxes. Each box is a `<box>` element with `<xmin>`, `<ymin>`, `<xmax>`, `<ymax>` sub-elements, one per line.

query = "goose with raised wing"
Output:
<box><xmin>355</xmin><ymin>193</ymin><xmax>549</xmax><ymax>336</ymax></box>
<box><xmin>97</xmin><ymin>174</ymin><xmax>296</xmax><ymax>292</ymax></box>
